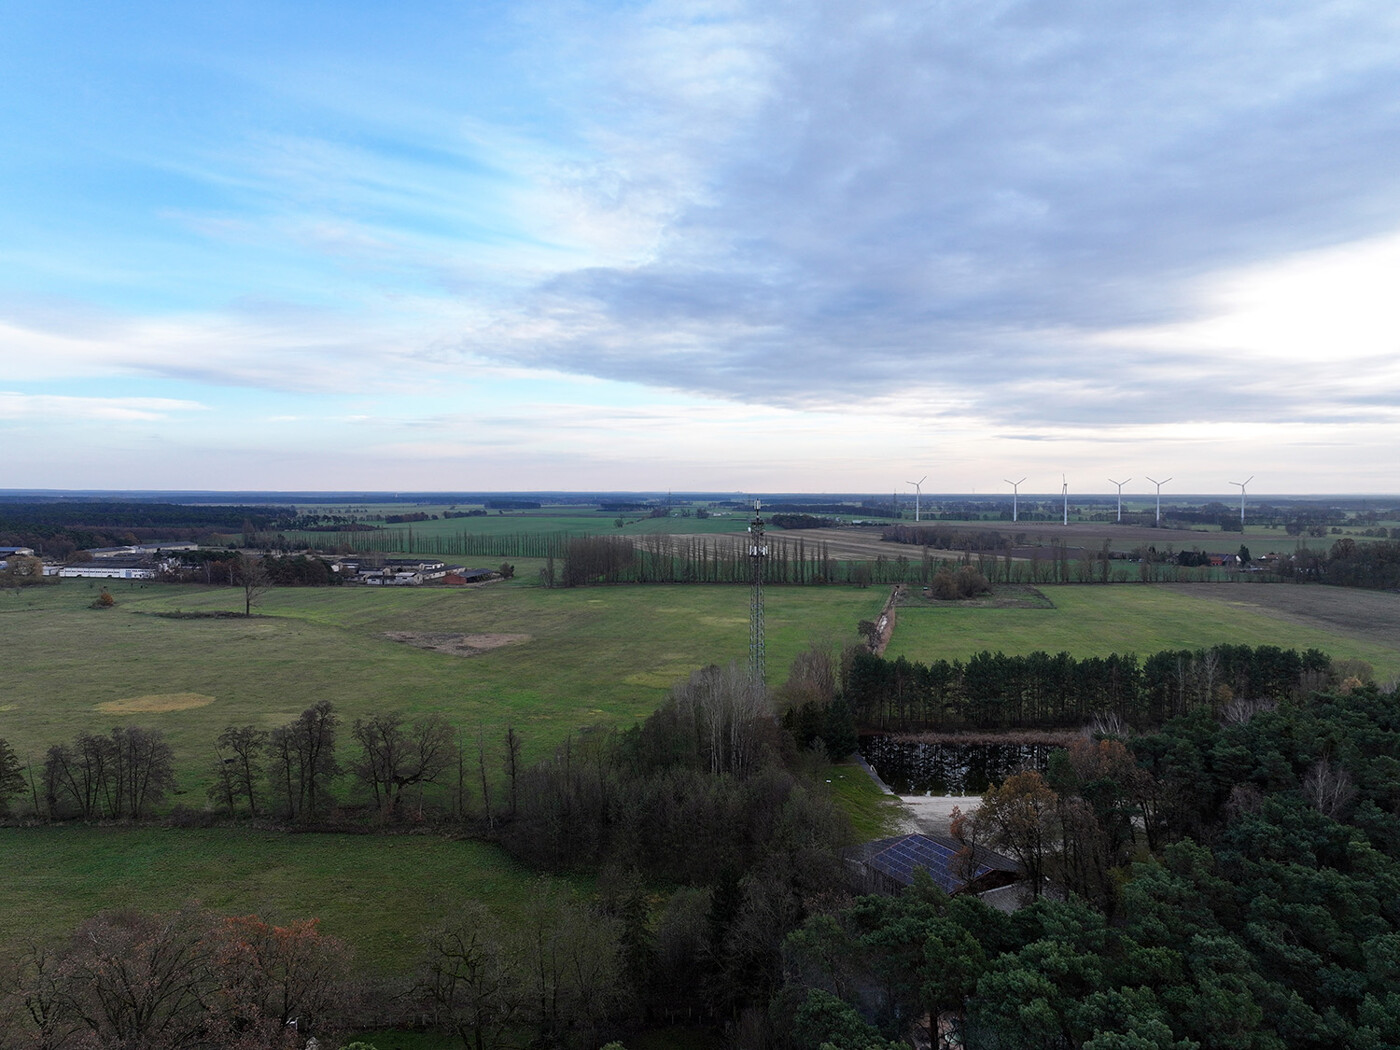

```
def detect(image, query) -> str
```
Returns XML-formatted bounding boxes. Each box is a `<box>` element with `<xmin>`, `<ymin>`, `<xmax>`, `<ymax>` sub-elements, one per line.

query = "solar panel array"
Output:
<box><xmin>864</xmin><ymin>834</ymin><xmax>995</xmax><ymax>894</ymax></box>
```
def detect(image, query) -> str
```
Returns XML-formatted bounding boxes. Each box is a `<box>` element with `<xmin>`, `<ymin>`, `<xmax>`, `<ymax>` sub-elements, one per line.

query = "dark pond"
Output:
<box><xmin>859</xmin><ymin>735</ymin><xmax>1054</xmax><ymax>795</ymax></box>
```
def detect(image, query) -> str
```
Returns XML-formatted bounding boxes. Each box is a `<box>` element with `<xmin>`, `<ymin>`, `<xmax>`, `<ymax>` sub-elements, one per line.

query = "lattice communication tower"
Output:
<box><xmin>748</xmin><ymin>500</ymin><xmax>768</xmax><ymax>685</ymax></box>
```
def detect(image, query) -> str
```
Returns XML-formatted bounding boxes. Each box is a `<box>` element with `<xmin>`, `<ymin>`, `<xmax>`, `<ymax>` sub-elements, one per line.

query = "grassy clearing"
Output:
<box><xmin>0</xmin><ymin>826</ymin><xmax>553</xmax><ymax>973</ymax></box>
<box><xmin>0</xmin><ymin>579</ymin><xmax>878</xmax><ymax>791</ymax></box>
<box><xmin>826</xmin><ymin>760</ymin><xmax>904</xmax><ymax>841</ymax></box>
<box><xmin>884</xmin><ymin>583</ymin><xmax>1400</xmax><ymax>679</ymax></box>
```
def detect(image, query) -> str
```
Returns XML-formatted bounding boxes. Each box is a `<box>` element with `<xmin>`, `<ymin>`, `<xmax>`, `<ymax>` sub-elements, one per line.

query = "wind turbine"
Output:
<box><xmin>1061</xmin><ymin>474</ymin><xmax>1069</xmax><ymax>526</ymax></box>
<box><xmin>1230</xmin><ymin>476</ymin><xmax>1254</xmax><ymax>531</ymax></box>
<box><xmin>907</xmin><ymin>475</ymin><xmax>927</xmax><ymax>523</ymax></box>
<box><xmin>1146</xmin><ymin>476</ymin><xmax>1172</xmax><ymax>525</ymax></box>
<box><xmin>1005</xmin><ymin>477</ymin><xmax>1026</xmax><ymax>523</ymax></box>
<box><xmin>1108</xmin><ymin>477</ymin><xmax>1132</xmax><ymax>523</ymax></box>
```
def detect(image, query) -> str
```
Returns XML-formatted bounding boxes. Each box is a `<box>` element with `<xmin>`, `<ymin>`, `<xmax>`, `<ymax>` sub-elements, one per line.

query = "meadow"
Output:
<box><xmin>0</xmin><ymin>826</ymin><xmax>553</xmax><ymax>975</ymax></box>
<box><xmin>0</xmin><ymin>574</ymin><xmax>879</xmax><ymax>791</ymax></box>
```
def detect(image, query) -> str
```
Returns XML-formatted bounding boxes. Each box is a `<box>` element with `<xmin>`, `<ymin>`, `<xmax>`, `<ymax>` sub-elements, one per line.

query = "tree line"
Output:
<box><xmin>1276</xmin><ymin>537</ymin><xmax>1400</xmax><ymax>591</ymax></box>
<box><xmin>0</xmin><ymin>501</ymin><xmax>289</xmax><ymax>560</ymax></box>
<box><xmin>0</xmin><ymin>891</ymin><xmax>639</xmax><ymax>1050</ymax></box>
<box><xmin>843</xmin><ymin>643</ymin><xmax>1334</xmax><ymax>731</ymax></box>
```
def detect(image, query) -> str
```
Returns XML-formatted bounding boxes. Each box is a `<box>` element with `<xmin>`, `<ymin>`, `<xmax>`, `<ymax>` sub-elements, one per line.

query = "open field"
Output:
<box><xmin>271</xmin><ymin>503</ymin><xmax>755</xmax><ymax>548</ymax></box>
<box><xmin>883</xmin><ymin>583</ymin><xmax>1400</xmax><ymax>681</ymax></box>
<box><xmin>0</xmin><ymin>826</ymin><xmax>555</xmax><ymax>973</ymax></box>
<box><xmin>774</xmin><ymin>522</ymin><xmax>1321</xmax><ymax>560</ymax></box>
<box><xmin>0</xmin><ymin>577</ymin><xmax>879</xmax><ymax>792</ymax></box>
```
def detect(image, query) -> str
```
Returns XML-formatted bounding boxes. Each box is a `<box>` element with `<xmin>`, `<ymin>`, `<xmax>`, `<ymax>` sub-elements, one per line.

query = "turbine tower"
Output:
<box><xmin>1230</xmin><ymin>476</ymin><xmax>1254</xmax><ymax>531</ymax></box>
<box><xmin>1062</xmin><ymin>474</ymin><xmax>1069</xmax><ymax>526</ymax></box>
<box><xmin>1108</xmin><ymin>477</ymin><xmax>1132</xmax><ymax>523</ymax></box>
<box><xmin>906</xmin><ymin>475</ymin><xmax>927</xmax><ymax>523</ymax></box>
<box><xmin>1146</xmin><ymin>476</ymin><xmax>1172</xmax><ymax>525</ymax></box>
<box><xmin>1005</xmin><ymin>477</ymin><xmax>1026</xmax><ymax>523</ymax></box>
<box><xmin>747</xmin><ymin>500</ymin><xmax>769</xmax><ymax>685</ymax></box>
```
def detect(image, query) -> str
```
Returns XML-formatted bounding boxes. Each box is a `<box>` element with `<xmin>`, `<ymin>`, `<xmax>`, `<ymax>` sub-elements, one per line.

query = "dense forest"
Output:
<box><xmin>0</xmin><ymin>501</ymin><xmax>289</xmax><ymax>558</ymax></box>
<box><xmin>843</xmin><ymin>644</ymin><xmax>1335</xmax><ymax>731</ymax></box>
<box><xmin>780</xmin><ymin>684</ymin><xmax>1400</xmax><ymax>1049</ymax></box>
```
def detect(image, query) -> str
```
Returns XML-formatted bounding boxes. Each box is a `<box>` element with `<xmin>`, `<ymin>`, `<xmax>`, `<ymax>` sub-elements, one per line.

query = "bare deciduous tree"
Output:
<box><xmin>672</xmin><ymin>663</ymin><xmax>770</xmax><ymax>776</ymax></box>
<box><xmin>420</xmin><ymin>902</ymin><xmax>520</xmax><ymax>1050</ymax></box>
<box><xmin>42</xmin><ymin>728</ymin><xmax>173</xmax><ymax>819</ymax></box>
<box><xmin>351</xmin><ymin>712</ymin><xmax>454</xmax><ymax>817</ymax></box>
<box><xmin>268</xmin><ymin>702</ymin><xmax>339</xmax><ymax>821</ymax></box>
<box><xmin>0</xmin><ymin>738</ymin><xmax>25</xmax><ymax>816</ymax></box>
<box><xmin>503</xmin><ymin>726</ymin><xmax>523</xmax><ymax>819</ymax></box>
<box><xmin>1302</xmin><ymin>758</ymin><xmax>1357</xmax><ymax>819</ymax></box>
<box><xmin>210</xmin><ymin>725</ymin><xmax>268</xmax><ymax>817</ymax></box>
<box><xmin>237</xmin><ymin>552</ymin><xmax>270</xmax><ymax>617</ymax></box>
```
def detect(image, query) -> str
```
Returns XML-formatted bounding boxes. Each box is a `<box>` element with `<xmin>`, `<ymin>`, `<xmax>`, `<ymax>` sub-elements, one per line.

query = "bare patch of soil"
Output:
<box><xmin>1156</xmin><ymin>583</ymin><xmax>1400</xmax><ymax>654</ymax></box>
<box><xmin>385</xmin><ymin>631</ymin><xmax>531</xmax><ymax>657</ymax></box>
<box><xmin>894</xmin><ymin>794</ymin><xmax>984</xmax><ymax>836</ymax></box>
<box><xmin>98</xmin><ymin>693</ymin><xmax>216</xmax><ymax>714</ymax></box>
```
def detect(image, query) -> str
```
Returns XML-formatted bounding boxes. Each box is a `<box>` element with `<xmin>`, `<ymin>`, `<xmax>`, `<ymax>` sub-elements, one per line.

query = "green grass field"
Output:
<box><xmin>884</xmin><ymin>583</ymin><xmax>1400</xmax><ymax>679</ymax></box>
<box><xmin>0</xmin><ymin>577</ymin><xmax>880</xmax><ymax>794</ymax></box>
<box><xmin>0</xmin><ymin>826</ymin><xmax>553</xmax><ymax>973</ymax></box>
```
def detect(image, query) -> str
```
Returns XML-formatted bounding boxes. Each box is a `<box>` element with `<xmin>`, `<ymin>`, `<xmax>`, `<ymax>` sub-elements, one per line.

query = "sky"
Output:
<box><xmin>3</xmin><ymin>1</ymin><xmax>1400</xmax><ymax>497</ymax></box>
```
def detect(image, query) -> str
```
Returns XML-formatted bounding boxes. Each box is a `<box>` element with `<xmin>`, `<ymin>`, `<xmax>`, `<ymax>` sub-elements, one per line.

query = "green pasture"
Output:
<box><xmin>884</xmin><ymin>584</ymin><xmax>1400</xmax><ymax>679</ymax></box>
<box><xmin>0</xmin><ymin>825</ymin><xmax>554</xmax><ymax>972</ymax></box>
<box><xmin>0</xmin><ymin>578</ymin><xmax>879</xmax><ymax>793</ymax></box>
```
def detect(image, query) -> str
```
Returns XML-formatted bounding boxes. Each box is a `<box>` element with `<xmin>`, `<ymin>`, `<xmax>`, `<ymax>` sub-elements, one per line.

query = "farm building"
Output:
<box><xmin>56</xmin><ymin>558</ymin><xmax>157</xmax><ymax>580</ymax></box>
<box><xmin>443</xmin><ymin>568</ymin><xmax>496</xmax><ymax>584</ymax></box>
<box><xmin>850</xmin><ymin>833</ymin><xmax>1019</xmax><ymax>897</ymax></box>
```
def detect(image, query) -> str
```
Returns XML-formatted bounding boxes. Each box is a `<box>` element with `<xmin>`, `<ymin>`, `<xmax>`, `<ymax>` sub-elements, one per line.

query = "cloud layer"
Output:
<box><xmin>3</xmin><ymin>1</ymin><xmax>1400</xmax><ymax>490</ymax></box>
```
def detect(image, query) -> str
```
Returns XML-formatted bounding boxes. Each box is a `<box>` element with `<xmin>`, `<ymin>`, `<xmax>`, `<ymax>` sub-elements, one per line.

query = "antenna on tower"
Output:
<box><xmin>1146</xmin><ymin>476</ymin><xmax>1172</xmax><ymax>525</ymax></box>
<box><xmin>1108</xmin><ymin>477</ymin><xmax>1132</xmax><ymax>523</ymax></box>
<box><xmin>1229</xmin><ymin>476</ymin><xmax>1254</xmax><ymax>531</ymax></box>
<box><xmin>1005</xmin><ymin>477</ymin><xmax>1026</xmax><ymax>523</ymax></box>
<box><xmin>747</xmin><ymin>499</ymin><xmax>769</xmax><ymax>685</ymax></box>
<box><xmin>906</xmin><ymin>475</ymin><xmax>927</xmax><ymax>523</ymax></box>
<box><xmin>1061</xmin><ymin>474</ymin><xmax>1069</xmax><ymax>526</ymax></box>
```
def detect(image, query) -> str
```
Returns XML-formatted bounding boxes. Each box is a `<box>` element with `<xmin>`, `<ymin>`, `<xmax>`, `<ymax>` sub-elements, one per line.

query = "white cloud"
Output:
<box><xmin>0</xmin><ymin>391</ymin><xmax>205</xmax><ymax>422</ymax></box>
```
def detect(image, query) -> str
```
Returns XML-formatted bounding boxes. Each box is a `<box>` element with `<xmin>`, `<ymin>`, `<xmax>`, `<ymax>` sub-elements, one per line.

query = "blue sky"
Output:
<box><xmin>4</xmin><ymin>1</ymin><xmax>1400</xmax><ymax>495</ymax></box>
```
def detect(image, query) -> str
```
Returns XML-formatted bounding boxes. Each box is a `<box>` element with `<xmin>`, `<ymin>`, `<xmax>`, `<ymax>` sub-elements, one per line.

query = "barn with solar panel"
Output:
<box><xmin>851</xmin><ymin>833</ymin><xmax>1020</xmax><ymax>897</ymax></box>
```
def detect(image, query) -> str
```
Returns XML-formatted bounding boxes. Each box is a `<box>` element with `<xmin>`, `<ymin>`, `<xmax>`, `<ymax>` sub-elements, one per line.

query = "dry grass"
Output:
<box><xmin>96</xmin><ymin>693</ymin><xmax>216</xmax><ymax>714</ymax></box>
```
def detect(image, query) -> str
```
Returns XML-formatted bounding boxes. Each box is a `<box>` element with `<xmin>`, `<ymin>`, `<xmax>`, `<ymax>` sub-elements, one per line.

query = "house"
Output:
<box><xmin>850</xmin><ymin>833</ymin><xmax>1020</xmax><ymax>897</ymax></box>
